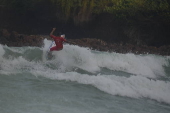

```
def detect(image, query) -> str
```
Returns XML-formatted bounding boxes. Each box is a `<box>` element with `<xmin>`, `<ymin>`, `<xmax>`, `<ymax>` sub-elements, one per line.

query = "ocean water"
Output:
<box><xmin>0</xmin><ymin>39</ymin><xmax>170</xmax><ymax>113</ymax></box>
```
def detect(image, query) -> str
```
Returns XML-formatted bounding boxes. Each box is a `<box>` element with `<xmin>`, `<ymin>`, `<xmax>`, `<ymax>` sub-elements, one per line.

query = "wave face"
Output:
<box><xmin>0</xmin><ymin>39</ymin><xmax>170</xmax><ymax>106</ymax></box>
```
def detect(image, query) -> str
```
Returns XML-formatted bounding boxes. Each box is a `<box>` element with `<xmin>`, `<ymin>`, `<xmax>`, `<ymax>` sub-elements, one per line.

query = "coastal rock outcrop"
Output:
<box><xmin>0</xmin><ymin>29</ymin><xmax>170</xmax><ymax>56</ymax></box>
<box><xmin>0</xmin><ymin>29</ymin><xmax>44</xmax><ymax>47</ymax></box>
<box><xmin>68</xmin><ymin>38</ymin><xmax>170</xmax><ymax>56</ymax></box>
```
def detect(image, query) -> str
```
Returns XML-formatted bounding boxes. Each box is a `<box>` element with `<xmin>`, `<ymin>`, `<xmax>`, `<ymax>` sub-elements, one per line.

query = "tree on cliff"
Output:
<box><xmin>1</xmin><ymin>0</ymin><xmax>169</xmax><ymax>24</ymax></box>
<box><xmin>0</xmin><ymin>0</ymin><xmax>170</xmax><ymax>46</ymax></box>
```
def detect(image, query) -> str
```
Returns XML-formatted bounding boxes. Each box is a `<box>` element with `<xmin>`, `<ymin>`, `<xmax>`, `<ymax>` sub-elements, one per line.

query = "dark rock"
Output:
<box><xmin>0</xmin><ymin>29</ymin><xmax>170</xmax><ymax>56</ymax></box>
<box><xmin>2</xmin><ymin>29</ymin><xmax>10</xmax><ymax>38</ymax></box>
<box><xmin>68</xmin><ymin>38</ymin><xmax>170</xmax><ymax>56</ymax></box>
<box><xmin>0</xmin><ymin>29</ymin><xmax>44</xmax><ymax>47</ymax></box>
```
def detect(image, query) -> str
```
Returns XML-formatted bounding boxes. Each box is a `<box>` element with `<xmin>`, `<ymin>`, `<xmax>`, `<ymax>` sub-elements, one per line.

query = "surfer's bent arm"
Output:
<box><xmin>50</xmin><ymin>28</ymin><xmax>56</xmax><ymax>36</ymax></box>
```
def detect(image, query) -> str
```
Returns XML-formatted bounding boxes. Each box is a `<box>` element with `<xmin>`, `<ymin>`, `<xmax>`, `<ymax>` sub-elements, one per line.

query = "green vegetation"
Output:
<box><xmin>0</xmin><ymin>0</ymin><xmax>170</xmax><ymax>46</ymax></box>
<box><xmin>1</xmin><ymin>0</ymin><xmax>169</xmax><ymax>22</ymax></box>
<box><xmin>50</xmin><ymin>0</ymin><xmax>170</xmax><ymax>23</ymax></box>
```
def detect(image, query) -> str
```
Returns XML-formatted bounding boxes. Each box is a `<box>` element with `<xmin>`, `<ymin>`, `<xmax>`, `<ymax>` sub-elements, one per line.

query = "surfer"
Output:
<box><xmin>49</xmin><ymin>28</ymin><xmax>66</xmax><ymax>51</ymax></box>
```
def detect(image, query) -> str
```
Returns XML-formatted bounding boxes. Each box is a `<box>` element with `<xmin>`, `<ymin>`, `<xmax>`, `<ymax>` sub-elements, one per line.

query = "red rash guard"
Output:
<box><xmin>50</xmin><ymin>35</ymin><xmax>66</xmax><ymax>51</ymax></box>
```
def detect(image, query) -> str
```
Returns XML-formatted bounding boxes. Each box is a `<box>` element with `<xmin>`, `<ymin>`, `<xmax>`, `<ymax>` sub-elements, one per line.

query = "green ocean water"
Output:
<box><xmin>0</xmin><ymin>39</ymin><xmax>170</xmax><ymax>113</ymax></box>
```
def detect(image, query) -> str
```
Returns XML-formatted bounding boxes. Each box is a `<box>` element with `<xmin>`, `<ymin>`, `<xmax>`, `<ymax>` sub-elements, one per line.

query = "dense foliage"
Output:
<box><xmin>0</xmin><ymin>0</ymin><xmax>169</xmax><ymax>22</ymax></box>
<box><xmin>0</xmin><ymin>0</ymin><xmax>170</xmax><ymax>46</ymax></box>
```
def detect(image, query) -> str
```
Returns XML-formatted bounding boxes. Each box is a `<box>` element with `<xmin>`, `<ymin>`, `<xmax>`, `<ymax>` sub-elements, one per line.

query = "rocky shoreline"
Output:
<box><xmin>0</xmin><ymin>29</ymin><xmax>170</xmax><ymax>56</ymax></box>
<box><xmin>68</xmin><ymin>38</ymin><xmax>170</xmax><ymax>56</ymax></box>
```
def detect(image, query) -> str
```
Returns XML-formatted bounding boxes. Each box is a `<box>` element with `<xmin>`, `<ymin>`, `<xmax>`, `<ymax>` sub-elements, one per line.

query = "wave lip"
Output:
<box><xmin>0</xmin><ymin>44</ymin><xmax>5</xmax><ymax>61</ymax></box>
<box><xmin>1</xmin><ymin>40</ymin><xmax>170</xmax><ymax>105</ymax></box>
<box><xmin>0</xmin><ymin>39</ymin><xmax>169</xmax><ymax>78</ymax></box>
<box><xmin>31</xmin><ymin>70</ymin><xmax>170</xmax><ymax>105</ymax></box>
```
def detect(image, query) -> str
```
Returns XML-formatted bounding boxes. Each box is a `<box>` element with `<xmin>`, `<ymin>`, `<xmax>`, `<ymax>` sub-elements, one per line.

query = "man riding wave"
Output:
<box><xmin>49</xmin><ymin>28</ymin><xmax>66</xmax><ymax>51</ymax></box>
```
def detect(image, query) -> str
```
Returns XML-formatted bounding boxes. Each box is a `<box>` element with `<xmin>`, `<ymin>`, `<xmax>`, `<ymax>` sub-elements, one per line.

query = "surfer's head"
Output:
<box><xmin>61</xmin><ymin>34</ymin><xmax>65</xmax><ymax>38</ymax></box>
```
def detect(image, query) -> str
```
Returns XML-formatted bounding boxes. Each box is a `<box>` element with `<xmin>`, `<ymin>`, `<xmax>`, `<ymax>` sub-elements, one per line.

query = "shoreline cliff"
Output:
<box><xmin>0</xmin><ymin>29</ymin><xmax>170</xmax><ymax>56</ymax></box>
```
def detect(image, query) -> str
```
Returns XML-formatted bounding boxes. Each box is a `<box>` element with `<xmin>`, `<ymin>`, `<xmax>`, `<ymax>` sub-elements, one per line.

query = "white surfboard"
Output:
<box><xmin>46</xmin><ymin>41</ymin><xmax>56</xmax><ymax>60</ymax></box>
<box><xmin>47</xmin><ymin>41</ymin><xmax>56</xmax><ymax>52</ymax></box>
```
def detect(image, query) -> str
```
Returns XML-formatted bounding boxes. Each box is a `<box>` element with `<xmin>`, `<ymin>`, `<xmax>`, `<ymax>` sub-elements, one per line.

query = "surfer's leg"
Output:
<box><xmin>50</xmin><ymin>46</ymin><xmax>57</xmax><ymax>51</ymax></box>
<box><xmin>55</xmin><ymin>47</ymin><xmax>63</xmax><ymax>51</ymax></box>
<box><xmin>51</xmin><ymin>46</ymin><xmax>63</xmax><ymax>51</ymax></box>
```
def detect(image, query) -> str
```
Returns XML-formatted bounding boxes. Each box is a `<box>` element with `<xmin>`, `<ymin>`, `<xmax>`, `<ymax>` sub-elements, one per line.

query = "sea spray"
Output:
<box><xmin>30</xmin><ymin>69</ymin><xmax>170</xmax><ymax>104</ymax></box>
<box><xmin>0</xmin><ymin>39</ymin><xmax>170</xmax><ymax>105</ymax></box>
<box><xmin>0</xmin><ymin>44</ymin><xmax>5</xmax><ymax>61</ymax></box>
<box><xmin>51</xmin><ymin>44</ymin><xmax>100</xmax><ymax>73</ymax></box>
<box><xmin>95</xmin><ymin>53</ymin><xmax>169</xmax><ymax>78</ymax></box>
<box><xmin>44</xmin><ymin>39</ymin><xmax>169</xmax><ymax>78</ymax></box>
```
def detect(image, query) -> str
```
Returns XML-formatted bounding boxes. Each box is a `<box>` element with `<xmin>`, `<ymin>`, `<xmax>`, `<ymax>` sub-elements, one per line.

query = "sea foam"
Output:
<box><xmin>31</xmin><ymin>70</ymin><xmax>170</xmax><ymax>104</ymax></box>
<box><xmin>0</xmin><ymin>44</ymin><xmax>5</xmax><ymax>61</ymax></box>
<box><xmin>0</xmin><ymin>39</ymin><xmax>170</xmax><ymax>104</ymax></box>
<box><xmin>43</xmin><ymin>39</ymin><xmax>169</xmax><ymax>78</ymax></box>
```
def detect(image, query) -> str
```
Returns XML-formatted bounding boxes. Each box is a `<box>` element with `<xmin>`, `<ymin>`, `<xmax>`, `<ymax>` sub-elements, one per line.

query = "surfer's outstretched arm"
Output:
<box><xmin>50</xmin><ymin>28</ymin><xmax>56</xmax><ymax>36</ymax></box>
